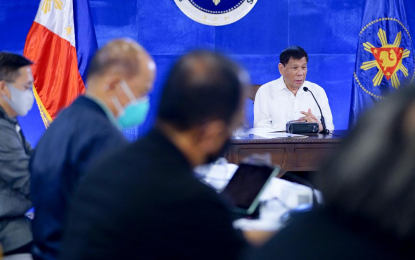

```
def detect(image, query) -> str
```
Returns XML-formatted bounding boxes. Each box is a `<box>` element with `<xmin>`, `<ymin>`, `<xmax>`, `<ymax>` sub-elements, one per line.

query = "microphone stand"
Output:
<box><xmin>303</xmin><ymin>87</ymin><xmax>330</xmax><ymax>135</ymax></box>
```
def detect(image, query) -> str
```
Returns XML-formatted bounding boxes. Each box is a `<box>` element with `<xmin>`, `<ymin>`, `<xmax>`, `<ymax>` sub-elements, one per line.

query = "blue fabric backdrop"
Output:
<box><xmin>1</xmin><ymin>0</ymin><xmax>415</xmax><ymax>145</ymax></box>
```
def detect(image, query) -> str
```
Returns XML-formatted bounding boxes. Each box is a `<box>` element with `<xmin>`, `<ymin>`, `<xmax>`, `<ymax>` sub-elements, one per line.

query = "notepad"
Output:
<box><xmin>248</xmin><ymin>128</ymin><xmax>307</xmax><ymax>139</ymax></box>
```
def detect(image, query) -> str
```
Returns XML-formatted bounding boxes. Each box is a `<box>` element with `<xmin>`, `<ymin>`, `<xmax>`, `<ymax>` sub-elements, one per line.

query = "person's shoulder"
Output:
<box><xmin>0</xmin><ymin>117</ymin><xmax>14</xmax><ymax>131</ymax></box>
<box><xmin>88</xmin><ymin>131</ymin><xmax>155</xmax><ymax>174</ymax></box>
<box><xmin>260</xmin><ymin>78</ymin><xmax>281</xmax><ymax>88</ymax></box>
<box><xmin>184</xmin><ymin>178</ymin><xmax>230</xmax><ymax>210</ymax></box>
<box><xmin>43</xmin><ymin>97</ymin><xmax>98</xmax><ymax>133</ymax></box>
<box><xmin>0</xmin><ymin>119</ymin><xmax>20</xmax><ymax>147</ymax></box>
<box><xmin>35</xmin><ymin>101</ymin><xmax>125</xmax><ymax>164</ymax></box>
<box><xmin>40</xmin><ymin>103</ymin><xmax>119</xmax><ymax>144</ymax></box>
<box><xmin>60</xmin><ymin>97</ymin><xmax>120</xmax><ymax>137</ymax></box>
<box><xmin>62</xmin><ymin>96</ymin><xmax>107</xmax><ymax>121</ymax></box>
<box><xmin>305</xmin><ymin>81</ymin><xmax>327</xmax><ymax>94</ymax></box>
<box><xmin>257</xmin><ymin>78</ymin><xmax>282</xmax><ymax>95</ymax></box>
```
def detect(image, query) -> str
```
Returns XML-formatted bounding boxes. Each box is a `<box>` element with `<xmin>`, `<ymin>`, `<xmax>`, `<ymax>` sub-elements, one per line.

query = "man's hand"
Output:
<box><xmin>299</xmin><ymin>108</ymin><xmax>323</xmax><ymax>132</ymax></box>
<box><xmin>242</xmin><ymin>230</ymin><xmax>277</xmax><ymax>246</ymax></box>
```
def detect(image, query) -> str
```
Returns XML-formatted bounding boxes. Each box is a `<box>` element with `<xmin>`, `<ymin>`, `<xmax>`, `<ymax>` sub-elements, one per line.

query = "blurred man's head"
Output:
<box><xmin>87</xmin><ymin>38</ymin><xmax>156</xmax><ymax>128</ymax></box>
<box><xmin>157</xmin><ymin>50</ymin><xmax>249</xmax><ymax>166</ymax></box>
<box><xmin>278</xmin><ymin>45</ymin><xmax>308</xmax><ymax>92</ymax></box>
<box><xmin>318</xmin><ymin>84</ymin><xmax>415</xmax><ymax>242</ymax></box>
<box><xmin>0</xmin><ymin>53</ymin><xmax>34</xmax><ymax>117</ymax></box>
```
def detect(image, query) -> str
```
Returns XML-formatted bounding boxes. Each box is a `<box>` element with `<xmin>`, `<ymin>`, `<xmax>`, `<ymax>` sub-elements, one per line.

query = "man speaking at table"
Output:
<box><xmin>254</xmin><ymin>45</ymin><xmax>334</xmax><ymax>132</ymax></box>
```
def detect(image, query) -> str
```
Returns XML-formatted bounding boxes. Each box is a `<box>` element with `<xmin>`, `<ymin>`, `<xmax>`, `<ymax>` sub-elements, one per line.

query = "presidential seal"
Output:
<box><xmin>174</xmin><ymin>0</ymin><xmax>258</xmax><ymax>26</ymax></box>
<box><xmin>354</xmin><ymin>18</ymin><xmax>414</xmax><ymax>99</ymax></box>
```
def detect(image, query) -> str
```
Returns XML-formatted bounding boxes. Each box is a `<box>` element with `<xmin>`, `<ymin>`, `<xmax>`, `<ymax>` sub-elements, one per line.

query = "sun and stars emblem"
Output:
<box><xmin>42</xmin><ymin>0</ymin><xmax>64</xmax><ymax>14</ymax></box>
<box><xmin>360</xmin><ymin>28</ymin><xmax>411</xmax><ymax>89</ymax></box>
<box><xmin>40</xmin><ymin>0</ymin><xmax>72</xmax><ymax>37</ymax></box>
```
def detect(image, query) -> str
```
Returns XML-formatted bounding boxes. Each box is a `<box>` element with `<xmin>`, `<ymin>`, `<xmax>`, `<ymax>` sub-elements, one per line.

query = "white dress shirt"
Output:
<box><xmin>254</xmin><ymin>76</ymin><xmax>334</xmax><ymax>131</ymax></box>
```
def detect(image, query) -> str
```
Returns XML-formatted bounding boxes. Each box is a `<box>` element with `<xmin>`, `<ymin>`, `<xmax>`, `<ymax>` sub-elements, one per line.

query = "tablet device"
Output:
<box><xmin>220</xmin><ymin>163</ymin><xmax>279</xmax><ymax>215</ymax></box>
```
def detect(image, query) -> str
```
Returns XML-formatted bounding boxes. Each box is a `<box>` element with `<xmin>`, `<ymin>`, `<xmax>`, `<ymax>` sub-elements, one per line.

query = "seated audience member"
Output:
<box><xmin>254</xmin><ymin>45</ymin><xmax>334</xmax><ymax>132</ymax></box>
<box><xmin>246</xmin><ymin>84</ymin><xmax>415</xmax><ymax>259</ymax></box>
<box><xmin>30</xmin><ymin>39</ymin><xmax>155</xmax><ymax>260</ymax></box>
<box><xmin>60</xmin><ymin>51</ymin><xmax>249</xmax><ymax>260</ymax></box>
<box><xmin>0</xmin><ymin>53</ymin><xmax>34</xmax><ymax>257</ymax></box>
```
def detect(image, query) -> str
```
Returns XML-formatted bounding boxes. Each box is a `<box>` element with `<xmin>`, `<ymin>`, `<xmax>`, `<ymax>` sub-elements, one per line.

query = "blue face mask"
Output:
<box><xmin>112</xmin><ymin>80</ymin><xmax>150</xmax><ymax>129</ymax></box>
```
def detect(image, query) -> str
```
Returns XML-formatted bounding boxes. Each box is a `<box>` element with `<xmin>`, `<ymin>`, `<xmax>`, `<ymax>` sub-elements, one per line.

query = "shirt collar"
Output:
<box><xmin>277</xmin><ymin>76</ymin><xmax>306</xmax><ymax>96</ymax></box>
<box><xmin>275</xmin><ymin>76</ymin><xmax>287</xmax><ymax>92</ymax></box>
<box><xmin>0</xmin><ymin>105</ymin><xmax>17</xmax><ymax>124</ymax></box>
<box><xmin>84</xmin><ymin>93</ymin><xmax>121</xmax><ymax>130</ymax></box>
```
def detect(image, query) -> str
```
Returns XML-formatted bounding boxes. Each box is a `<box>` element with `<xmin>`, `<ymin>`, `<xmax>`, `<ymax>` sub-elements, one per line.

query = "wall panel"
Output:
<box><xmin>0</xmin><ymin>0</ymin><xmax>414</xmax><ymax>145</ymax></box>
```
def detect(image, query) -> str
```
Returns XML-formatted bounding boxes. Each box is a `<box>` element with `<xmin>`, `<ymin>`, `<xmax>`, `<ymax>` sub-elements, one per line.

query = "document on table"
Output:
<box><xmin>247</xmin><ymin>128</ymin><xmax>308</xmax><ymax>139</ymax></box>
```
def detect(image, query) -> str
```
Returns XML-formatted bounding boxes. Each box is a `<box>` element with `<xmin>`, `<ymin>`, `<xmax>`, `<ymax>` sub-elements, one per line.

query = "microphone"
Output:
<box><xmin>303</xmin><ymin>87</ymin><xmax>330</xmax><ymax>134</ymax></box>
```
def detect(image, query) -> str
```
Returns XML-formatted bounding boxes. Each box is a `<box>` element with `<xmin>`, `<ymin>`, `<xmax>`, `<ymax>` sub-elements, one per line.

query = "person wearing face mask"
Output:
<box><xmin>254</xmin><ymin>45</ymin><xmax>334</xmax><ymax>132</ymax></box>
<box><xmin>0</xmin><ymin>53</ymin><xmax>34</xmax><ymax>258</ymax></box>
<box><xmin>60</xmin><ymin>51</ymin><xmax>248</xmax><ymax>260</ymax></box>
<box><xmin>29</xmin><ymin>39</ymin><xmax>156</xmax><ymax>260</ymax></box>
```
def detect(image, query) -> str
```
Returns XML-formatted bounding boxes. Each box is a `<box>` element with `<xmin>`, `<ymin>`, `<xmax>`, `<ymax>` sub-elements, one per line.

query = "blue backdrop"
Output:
<box><xmin>1</xmin><ymin>0</ymin><xmax>415</xmax><ymax>145</ymax></box>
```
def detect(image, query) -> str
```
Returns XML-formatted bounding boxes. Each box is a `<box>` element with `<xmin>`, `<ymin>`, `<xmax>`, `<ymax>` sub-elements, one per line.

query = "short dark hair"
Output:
<box><xmin>317</xmin><ymin>84</ymin><xmax>415</xmax><ymax>242</ymax></box>
<box><xmin>157</xmin><ymin>51</ymin><xmax>246</xmax><ymax>130</ymax></box>
<box><xmin>279</xmin><ymin>45</ymin><xmax>308</xmax><ymax>66</ymax></box>
<box><xmin>0</xmin><ymin>52</ymin><xmax>33</xmax><ymax>82</ymax></box>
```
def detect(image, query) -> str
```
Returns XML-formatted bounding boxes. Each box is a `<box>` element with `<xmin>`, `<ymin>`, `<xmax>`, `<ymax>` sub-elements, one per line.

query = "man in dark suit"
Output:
<box><xmin>60</xmin><ymin>51</ymin><xmax>249</xmax><ymax>260</ymax></box>
<box><xmin>30</xmin><ymin>39</ymin><xmax>156</xmax><ymax>260</ymax></box>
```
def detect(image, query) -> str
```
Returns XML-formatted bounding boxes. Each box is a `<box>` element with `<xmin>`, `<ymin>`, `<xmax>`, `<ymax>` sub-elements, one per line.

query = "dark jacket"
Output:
<box><xmin>244</xmin><ymin>208</ymin><xmax>414</xmax><ymax>260</ymax></box>
<box><xmin>0</xmin><ymin>107</ymin><xmax>32</xmax><ymax>253</ymax></box>
<box><xmin>60</xmin><ymin>129</ymin><xmax>246</xmax><ymax>260</ymax></box>
<box><xmin>30</xmin><ymin>96</ymin><xmax>127</xmax><ymax>260</ymax></box>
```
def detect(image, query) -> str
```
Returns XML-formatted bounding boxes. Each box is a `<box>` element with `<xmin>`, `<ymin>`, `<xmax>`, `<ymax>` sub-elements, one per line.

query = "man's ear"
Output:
<box><xmin>102</xmin><ymin>74</ymin><xmax>122</xmax><ymax>93</ymax></box>
<box><xmin>198</xmin><ymin>120</ymin><xmax>227</xmax><ymax>152</ymax></box>
<box><xmin>0</xmin><ymin>81</ymin><xmax>8</xmax><ymax>96</ymax></box>
<box><xmin>278</xmin><ymin>63</ymin><xmax>284</xmax><ymax>76</ymax></box>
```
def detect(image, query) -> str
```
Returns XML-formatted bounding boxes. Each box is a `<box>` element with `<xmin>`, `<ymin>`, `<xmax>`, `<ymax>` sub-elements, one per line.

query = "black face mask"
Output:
<box><xmin>205</xmin><ymin>139</ymin><xmax>231</xmax><ymax>164</ymax></box>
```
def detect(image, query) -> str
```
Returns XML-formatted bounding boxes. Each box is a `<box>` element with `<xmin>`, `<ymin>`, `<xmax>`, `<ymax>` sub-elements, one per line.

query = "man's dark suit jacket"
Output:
<box><xmin>30</xmin><ymin>96</ymin><xmax>127</xmax><ymax>260</ymax></box>
<box><xmin>60</xmin><ymin>129</ymin><xmax>246</xmax><ymax>260</ymax></box>
<box><xmin>244</xmin><ymin>209</ymin><xmax>414</xmax><ymax>260</ymax></box>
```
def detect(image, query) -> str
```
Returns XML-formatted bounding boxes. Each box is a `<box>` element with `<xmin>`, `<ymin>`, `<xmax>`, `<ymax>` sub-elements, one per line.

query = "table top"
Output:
<box><xmin>231</xmin><ymin>130</ymin><xmax>348</xmax><ymax>144</ymax></box>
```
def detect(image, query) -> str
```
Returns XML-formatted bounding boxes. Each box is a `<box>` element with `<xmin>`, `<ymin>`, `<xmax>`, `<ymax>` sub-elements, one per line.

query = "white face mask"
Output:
<box><xmin>4</xmin><ymin>83</ymin><xmax>34</xmax><ymax>116</ymax></box>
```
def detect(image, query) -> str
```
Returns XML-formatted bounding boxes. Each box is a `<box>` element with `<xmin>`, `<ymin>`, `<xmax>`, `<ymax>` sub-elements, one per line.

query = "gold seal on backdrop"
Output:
<box><xmin>174</xmin><ymin>0</ymin><xmax>258</xmax><ymax>26</ymax></box>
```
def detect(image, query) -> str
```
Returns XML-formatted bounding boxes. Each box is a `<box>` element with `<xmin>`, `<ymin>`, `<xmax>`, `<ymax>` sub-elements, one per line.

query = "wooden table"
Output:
<box><xmin>225</xmin><ymin>130</ymin><xmax>347</xmax><ymax>177</ymax></box>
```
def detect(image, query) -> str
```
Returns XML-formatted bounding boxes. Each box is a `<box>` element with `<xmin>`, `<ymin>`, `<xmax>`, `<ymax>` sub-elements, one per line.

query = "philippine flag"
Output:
<box><xmin>24</xmin><ymin>0</ymin><xmax>97</xmax><ymax>127</ymax></box>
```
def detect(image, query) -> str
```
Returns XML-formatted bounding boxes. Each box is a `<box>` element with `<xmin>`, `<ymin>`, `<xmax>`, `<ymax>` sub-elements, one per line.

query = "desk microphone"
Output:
<box><xmin>303</xmin><ymin>87</ymin><xmax>330</xmax><ymax>135</ymax></box>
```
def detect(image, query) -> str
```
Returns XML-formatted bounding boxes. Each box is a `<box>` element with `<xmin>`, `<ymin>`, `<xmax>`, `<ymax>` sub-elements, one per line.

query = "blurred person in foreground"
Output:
<box><xmin>30</xmin><ymin>39</ymin><xmax>156</xmax><ymax>260</ymax></box>
<box><xmin>245</xmin><ymin>84</ymin><xmax>415</xmax><ymax>259</ymax></box>
<box><xmin>0</xmin><ymin>53</ymin><xmax>34</xmax><ymax>257</ymax></box>
<box><xmin>60</xmin><ymin>51</ymin><xmax>249</xmax><ymax>260</ymax></box>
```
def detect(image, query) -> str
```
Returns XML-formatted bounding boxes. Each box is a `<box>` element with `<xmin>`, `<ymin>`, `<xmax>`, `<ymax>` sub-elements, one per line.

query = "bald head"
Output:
<box><xmin>88</xmin><ymin>39</ymin><xmax>150</xmax><ymax>80</ymax></box>
<box><xmin>85</xmin><ymin>39</ymin><xmax>156</xmax><ymax>119</ymax></box>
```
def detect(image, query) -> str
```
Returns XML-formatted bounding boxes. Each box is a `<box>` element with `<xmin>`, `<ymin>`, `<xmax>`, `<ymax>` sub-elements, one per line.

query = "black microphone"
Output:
<box><xmin>303</xmin><ymin>87</ymin><xmax>330</xmax><ymax>134</ymax></box>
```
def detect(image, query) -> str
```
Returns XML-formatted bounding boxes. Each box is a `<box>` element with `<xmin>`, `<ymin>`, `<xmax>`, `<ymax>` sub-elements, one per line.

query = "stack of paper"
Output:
<box><xmin>247</xmin><ymin>128</ymin><xmax>307</xmax><ymax>139</ymax></box>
